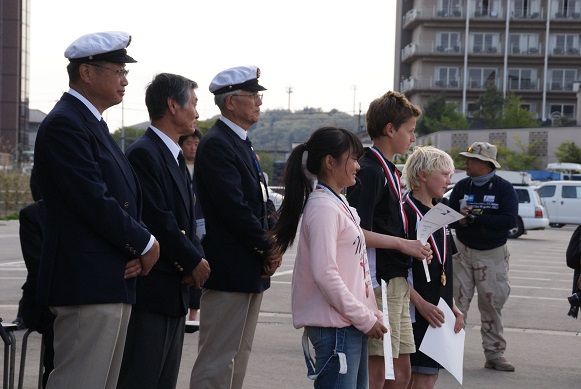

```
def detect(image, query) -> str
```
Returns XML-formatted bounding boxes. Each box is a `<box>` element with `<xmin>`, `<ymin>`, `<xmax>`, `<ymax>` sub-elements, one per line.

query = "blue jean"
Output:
<box><xmin>303</xmin><ymin>326</ymin><xmax>369</xmax><ymax>389</ymax></box>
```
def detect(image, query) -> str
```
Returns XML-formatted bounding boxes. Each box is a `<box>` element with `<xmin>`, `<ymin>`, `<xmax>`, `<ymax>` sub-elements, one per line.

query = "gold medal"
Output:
<box><xmin>441</xmin><ymin>272</ymin><xmax>447</xmax><ymax>286</ymax></box>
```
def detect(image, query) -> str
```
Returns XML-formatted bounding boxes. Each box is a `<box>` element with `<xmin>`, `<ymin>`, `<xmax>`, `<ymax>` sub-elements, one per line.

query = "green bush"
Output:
<box><xmin>0</xmin><ymin>171</ymin><xmax>32</xmax><ymax>218</ymax></box>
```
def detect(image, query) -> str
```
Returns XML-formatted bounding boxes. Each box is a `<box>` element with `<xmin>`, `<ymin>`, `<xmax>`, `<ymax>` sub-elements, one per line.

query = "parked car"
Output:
<box><xmin>443</xmin><ymin>184</ymin><xmax>549</xmax><ymax>239</ymax></box>
<box><xmin>268</xmin><ymin>187</ymin><xmax>283</xmax><ymax>211</ymax></box>
<box><xmin>536</xmin><ymin>180</ymin><xmax>581</xmax><ymax>227</ymax></box>
<box><xmin>510</xmin><ymin>185</ymin><xmax>549</xmax><ymax>238</ymax></box>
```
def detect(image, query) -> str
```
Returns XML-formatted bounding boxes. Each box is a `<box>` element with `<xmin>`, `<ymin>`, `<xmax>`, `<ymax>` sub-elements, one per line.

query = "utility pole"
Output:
<box><xmin>286</xmin><ymin>86</ymin><xmax>293</xmax><ymax>111</ymax></box>
<box><xmin>352</xmin><ymin>85</ymin><xmax>358</xmax><ymax>116</ymax></box>
<box><xmin>357</xmin><ymin>102</ymin><xmax>362</xmax><ymax>132</ymax></box>
<box><xmin>121</xmin><ymin>100</ymin><xmax>125</xmax><ymax>152</ymax></box>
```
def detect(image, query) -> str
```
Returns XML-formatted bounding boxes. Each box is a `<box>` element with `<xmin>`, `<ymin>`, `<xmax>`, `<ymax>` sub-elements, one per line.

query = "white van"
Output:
<box><xmin>536</xmin><ymin>180</ymin><xmax>581</xmax><ymax>227</ymax></box>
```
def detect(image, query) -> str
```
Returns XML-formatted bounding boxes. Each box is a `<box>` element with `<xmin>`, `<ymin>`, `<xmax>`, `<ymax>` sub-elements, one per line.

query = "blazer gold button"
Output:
<box><xmin>181</xmin><ymin>230</ymin><xmax>186</xmax><ymax>235</ymax></box>
<box><xmin>123</xmin><ymin>202</ymin><xmax>129</xmax><ymax>209</ymax></box>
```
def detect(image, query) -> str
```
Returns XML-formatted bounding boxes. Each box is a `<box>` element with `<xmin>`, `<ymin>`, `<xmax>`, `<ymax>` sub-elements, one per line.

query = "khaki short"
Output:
<box><xmin>368</xmin><ymin>277</ymin><xmax>416</xmax><ymax>358</ymax></box>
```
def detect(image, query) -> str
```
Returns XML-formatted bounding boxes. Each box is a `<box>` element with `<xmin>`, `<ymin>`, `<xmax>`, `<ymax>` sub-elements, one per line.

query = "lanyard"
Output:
<box><xmin>369</xmin><ymin>147</ymin><xmax>408</xmax><ymax>235</ymax></box>
<box><xmin>404</xmin><ymin>194</ymin><xmax>447</xmax><ymax>269</ymax></box>
<box><xmin>315</xmin><ymin>183</ymin><xmax>358</xmax><ymax>226</ymax></box>
<box><xmin>315</xmin><ymin>183</ymin><xmax>371</xmax><ymax>297</ymax></box>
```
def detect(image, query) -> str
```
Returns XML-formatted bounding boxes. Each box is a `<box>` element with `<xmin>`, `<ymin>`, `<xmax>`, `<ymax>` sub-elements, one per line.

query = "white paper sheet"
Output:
<box><xmin>381</xmin><ymin>280</ymin><xmax>395</xmax><ymax>380</ymax></box>
<box><xmin>416</xmin><ymin>203</ymin><xmax>464</xmax><ymax>282</ymax></box>
<box><xmin>418</xmin><ymin>298</ymin><xmax>465</xmax><ymax>385</ymax></box>
<box><xmin>416</xmin><ymin>202</ymin><xmax>464</xmax><ymax>244</ymax></box>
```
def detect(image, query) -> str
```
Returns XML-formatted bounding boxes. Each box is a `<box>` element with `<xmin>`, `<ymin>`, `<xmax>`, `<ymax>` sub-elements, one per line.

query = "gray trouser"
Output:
<box><xmin>453</xmin><ymin>238</ymin><xmax>511</xmax><ymax>360</ymax></box>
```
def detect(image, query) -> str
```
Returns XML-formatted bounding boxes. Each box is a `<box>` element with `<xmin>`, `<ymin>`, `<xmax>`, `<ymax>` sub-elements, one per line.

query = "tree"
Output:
<box><xmin>555</xmin><ymin>141</ymin><xmax>581</xmax><ymax>164</ymax></box>
<box><xmin>416</xmin><ymin>95</ymin><xmax>468</xmax><ymax>135</ymax></box>
<box><xmin>471</xmin><ymin>84</ymin><xmax>504</xmax><ymax>128</ymax></box>
<box><xmin>495</xmin><ymin>138</ymin><xmax>542</xmax><ymax>171</ymax></box>
<box><xmin>111</xmin><ymin>127</ymin><xmax>146</xmax><ymax>150</ymax></box>
<box><xmin>448</xmin><ymin>147</ymin><xmax>467</xmax><ymax>170</ymax></box>
<box><xmin>502</xmin><ymin>94</ymin><xmax>540</xmax><ymax>128</ymax></box>
<box><xmin>256</xmin><ymin>152</ymin><xmax>274</xmax><ymax>184</ymax></box>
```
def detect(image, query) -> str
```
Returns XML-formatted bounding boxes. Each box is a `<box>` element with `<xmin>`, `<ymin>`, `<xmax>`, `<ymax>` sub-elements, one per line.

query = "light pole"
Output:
<box><xmin>352</xmin><ymin>85</ymin><xmax>358</xmax><ymax>116</ymax></box>
<box><xmin>286</xmin><ymin>87</ymin><xmax>293</xmax><ymax>111</ymax></box>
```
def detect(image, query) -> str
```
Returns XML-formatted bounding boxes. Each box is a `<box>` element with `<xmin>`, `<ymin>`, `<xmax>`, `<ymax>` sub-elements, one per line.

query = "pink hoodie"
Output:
<box><xmin>291</xmin><ymin>188</ymin><xmax>381</xmax><ymax>334</ymax></box>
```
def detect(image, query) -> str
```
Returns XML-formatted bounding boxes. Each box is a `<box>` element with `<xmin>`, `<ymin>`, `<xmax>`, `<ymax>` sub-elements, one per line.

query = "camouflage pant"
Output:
<box><xmin>453</xmin><ymin>238</ymin><xmax>511</xmax><ymax>361</ymax></box>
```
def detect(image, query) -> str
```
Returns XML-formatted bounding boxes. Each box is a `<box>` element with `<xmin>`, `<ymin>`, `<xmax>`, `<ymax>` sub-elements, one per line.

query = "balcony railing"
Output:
<box><xmin>553</xmin><ymin>11</ymin><xmax>581</xmax><ymax>19</ymax></box>
<box><xmin>403</xmin><ymin>8</ymin><xmax>422</xmax><ymax>27</ymax></box>
<box><xmin>508</xmin><ymin>78</ymin><xmax>541</xmax><ymax>91</ymax></box>
<box><xmin>509</xmin><ymin>44</ymin><xmax>544</xmax><ymax>55</ymax></box>
<box><xmin>552</xmin><ymin>46</ymin><xmax>581</xmax><ymax>56</ymax></box>
<box><xmin>549</xmin><ymin>81</ymin><xmax>575</xmax><ymax>91</ymax></box>
<box><xmin>434</xmin><ymin>79</ymin><xmax>462</xmax><ymax>89</ymax></box>
<box><xmin>436</xmin><ymin>8</ymin><xmax>464</xmax><ymax>18</ymax></box>
<box><xmin>511</xmin><ymin>9</ymin><xmax>544</xmax><ymax>19</ymax></box>
<box><xmin>401</xmin><ymin>76</ymin><xmax>504</xmax><ymax>92</ymax></box>
<box><xmin>471</xmin><ymin>45</ymin><xmax>502</xmax><ymax>54</ymax></box>
<box><xmin>402</xmin><ymin>41</ymin><xmax>465</xmax><ymax>61</ymax></box>
<box><xmin>472</xmin><ymin>8</ymin><xmax>503</xmax><ymax>18</ymax></box>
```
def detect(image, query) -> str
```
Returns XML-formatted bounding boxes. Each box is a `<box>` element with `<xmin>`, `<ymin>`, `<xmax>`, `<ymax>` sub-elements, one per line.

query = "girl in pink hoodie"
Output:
<box><xmin>271</xmin><ymin>126</ymin><xmax>387</xmax><ymax>388</ymax></box>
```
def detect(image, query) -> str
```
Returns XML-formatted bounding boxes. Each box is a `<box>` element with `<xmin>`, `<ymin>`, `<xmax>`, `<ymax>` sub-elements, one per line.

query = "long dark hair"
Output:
<box><xmin>270</xmin><ymin>126</ymin><xmax>363</xmax><ymax>254</ymax></box>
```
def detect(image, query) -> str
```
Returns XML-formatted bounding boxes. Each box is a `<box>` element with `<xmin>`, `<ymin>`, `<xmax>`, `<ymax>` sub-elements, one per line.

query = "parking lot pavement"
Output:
<box><xmin>2</xmin><ymin>220</ymin><xmax>581</xmax><ymax>388</ymax></box>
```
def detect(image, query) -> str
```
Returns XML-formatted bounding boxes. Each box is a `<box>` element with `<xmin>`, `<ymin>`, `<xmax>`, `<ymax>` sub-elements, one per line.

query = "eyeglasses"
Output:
<box><xmin>88</xmin><ymin>63</ymin><xmax>129</xmax><ymax>77</ymax></box>
<box><xmin>231</xmin><ymin>93</ymin><xmax>263</xmax><ymax>102</ymax></box>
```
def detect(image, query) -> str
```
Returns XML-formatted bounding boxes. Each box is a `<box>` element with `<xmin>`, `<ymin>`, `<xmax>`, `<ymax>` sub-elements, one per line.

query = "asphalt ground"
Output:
<box><xmin>1</xmin><ymin>220</ymin><xmax>580</xmax><ymax>388</ymax></box>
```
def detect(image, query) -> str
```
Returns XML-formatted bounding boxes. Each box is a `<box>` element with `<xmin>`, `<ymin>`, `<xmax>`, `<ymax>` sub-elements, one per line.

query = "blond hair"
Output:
<box><xmin>402</xmin><ymin>146</ymin><xmax>455</xmax><ymax>191</ymax></box>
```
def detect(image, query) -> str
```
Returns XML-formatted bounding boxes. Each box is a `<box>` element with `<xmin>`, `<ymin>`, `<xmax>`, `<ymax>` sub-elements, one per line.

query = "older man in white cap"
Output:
<box><xmin>34</xmin><ymin>31</ymin><xmax>159</xmax><ymax>389</ymax></box>
<box><xmin>190</xmin><ymin>66</ymin><xmax>281</xmax><ymax>389</ymax></box>
<box><xmin>448</xmin><ymin>142</ymin><xmax>518</xmax><ymax>372</ymax></box>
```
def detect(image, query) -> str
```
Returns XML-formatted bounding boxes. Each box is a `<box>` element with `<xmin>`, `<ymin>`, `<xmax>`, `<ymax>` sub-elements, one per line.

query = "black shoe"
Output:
<box><xmin>12</xmin><ymin>317</ymin><xmax>27</xmax><ymax>330</ymax></box>
<box><xmin>484</xmin><ymin>357</ymin><xmax>515</xmax><ymax>372</ymax></box>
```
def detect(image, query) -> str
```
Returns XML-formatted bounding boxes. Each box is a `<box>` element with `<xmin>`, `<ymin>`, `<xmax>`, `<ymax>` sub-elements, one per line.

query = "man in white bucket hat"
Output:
<box><xmin>448</xmin><ymin>141</ymin><xmax>518</xmax><ymax>372</ymax></box>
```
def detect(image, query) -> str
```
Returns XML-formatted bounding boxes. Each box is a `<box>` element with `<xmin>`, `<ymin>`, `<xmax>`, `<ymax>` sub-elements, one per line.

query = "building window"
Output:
<box><xmin>437</xmin><ymin>32</ymin><xmax>461</xmax><ymax>52</ymax></box>
<box><xmin>508</xmin><ymin>69</ymin><xmax>535</xmax><ymax>89</ymax></box>
<box><xmin>438</xmin><ymin>0</ymin><xmax>462</xmax><ymax>16</ymax></box>
<box><xmin>550</xmin><ymin>69</ymin><xmax>576</xmax><ymax>90</ymax></box>
<box><xmin>474</xmin><ymin>0</ymin><xmax>501</xmax><ymax>17</ymax></box>
<box><xmin>552</xmin><ymin>34</ymin><xmax>580</xmax><ymax>54</ymax></box>
<box><xmin>514</xmin><ymin>0</ymin><xmax>541</xmax><ymax>17</ymax></box>
<box><xmin>509</xmin><ymin>33</ymin><xmax>539</xmax><ymax>53</ymax></box>
<box><xmin>549</xmin><ymin>103</ymin><xmax>575</xmax><ymax>118</ymax></box>
<box><xmin>468</xmin><ymin>68</ymin><xmax>498</xmax><ymax>88</ymax></box>
<box><xmin>435</xmin><ymin>67</ymin><xmax>459</xmax><ymax>87</ymax></box>
<box><xmin>471</xmin><ymin>33</ymin><xmax>500</xmax><ymax>53</ymax></box>
<box><xmin>555</xmin><ymin>0</ymin><xmax>581</xmax><ymax>18</ymax></box>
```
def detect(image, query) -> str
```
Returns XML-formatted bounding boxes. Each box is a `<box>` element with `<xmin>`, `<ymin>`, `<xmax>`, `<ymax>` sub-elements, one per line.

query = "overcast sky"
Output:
<box><xmin>29</xmin><ymin>0</ymin><xmax>397</xmax><ymax>131</ymax></box>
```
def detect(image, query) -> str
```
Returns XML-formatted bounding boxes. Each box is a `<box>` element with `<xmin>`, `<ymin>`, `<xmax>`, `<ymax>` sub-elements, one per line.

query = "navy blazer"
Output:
<box><xmin>34</xmin><ymin>93</ymin><xmax>151</xmax><ymax>306</ymax></box>
<box><xmin>125</xmin><ymin>128</ymin><xmax>204</xmax><ymax>317</ymax></box>
<box><xmin>195</xmin><ymin>119</ymin><xmax>277</xmax><ymax>293</ymax></box>
<box><xmin>19</xmin><ymin>200</ymin><xmax>55</xmax><ymax>334</ymax></box>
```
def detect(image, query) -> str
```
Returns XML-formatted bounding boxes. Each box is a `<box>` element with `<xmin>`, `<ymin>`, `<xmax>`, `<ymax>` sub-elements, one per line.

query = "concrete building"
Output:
<box><xmin>27</xmin><ymin>108</ymin><xmax>46</xmax><ymax>152</ymax></box>
<box><xmin>415</xmin><ymin>126</ymin><xmax>580</xmax><ymax>166</ymax></box>
<box><xmin>0</xmin><ymin>0</ymin><xmax>30</xmax><ymax>163</ymax></box>
<box><xmin>394</xmin><ymin>0</ymin><xmax>581</xmax><ymax>123</ymax></box>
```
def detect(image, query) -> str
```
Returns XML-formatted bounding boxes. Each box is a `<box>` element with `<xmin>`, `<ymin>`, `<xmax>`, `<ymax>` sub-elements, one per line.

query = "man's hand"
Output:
<box><xmin>401</xmin><ymin>239</ymin><xmax>433</xmax><ymax>262</ymax></box>
<box><xmin>190</xmin><ymin>258</ymin><xmax>211</xmax><ymax>288</ymax></box>
<box><xmin>124</xmin><ymin>258</ymin><xmax>142</xmax><ymax>279</ymax></box>
<box><xmin>262</xmin><ymin>252</ymin><xmax>282</xmax><ymax>278</ymax></box>
<box><xmin>139</xmin><ymin>238</ymin><xmax>160</xmax><ymax>276</ymax></box>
